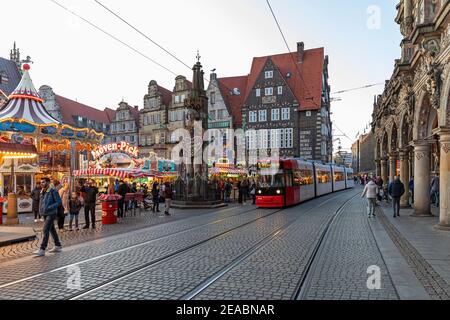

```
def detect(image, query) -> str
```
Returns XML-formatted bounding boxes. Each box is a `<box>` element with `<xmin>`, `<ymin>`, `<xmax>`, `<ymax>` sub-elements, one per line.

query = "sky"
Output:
<box><xmin>1</xmin><ymin>0</ymin><xmax>402</xmax><ymax>152</ymax></box>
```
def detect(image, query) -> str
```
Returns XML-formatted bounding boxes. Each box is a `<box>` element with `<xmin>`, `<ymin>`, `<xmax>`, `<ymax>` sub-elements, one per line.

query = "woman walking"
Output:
<box><xmin>58</xmin><ymin>183</ymin><xmax>70</xmax><ymax>231</ymax></box>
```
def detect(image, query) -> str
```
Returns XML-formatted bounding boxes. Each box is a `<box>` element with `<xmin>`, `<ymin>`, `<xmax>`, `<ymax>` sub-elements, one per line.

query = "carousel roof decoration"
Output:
<box><xmin>0</xmin><ymin>64</ymin><xmax>104</xmax><ymax>142</ymax></box>
<box><xmin>0</xmin><ymin>64</ymin><xmax>59</xmax><ymax>128</ymax></box>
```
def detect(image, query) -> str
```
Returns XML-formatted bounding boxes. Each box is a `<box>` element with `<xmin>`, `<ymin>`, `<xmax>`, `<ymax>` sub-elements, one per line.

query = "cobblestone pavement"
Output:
<box><xmin>0</xmin><ymin>204</ymin><xmax>250</xmax><ymax>264</ymax></box>
<box><xmin>376</xmin><ymin>205</ymin><xmax>450</xmax><ymax>300</ymax></box>
<box><xmin>75</xmin><ymin>191</ymin><xmax>358</xmax><ymax>300</ymax></box>
<box><xmin>0</xmin><ymin>205</ymin><xmax>277</xmax><ymax>299</ymax></box>
<box><xmin>299</xmin><ymin>197</ymin><xmax>399</xmax><ymax>300</ymax></box>
<box><xmin>191</xmin><ymin>192</ymin><xmax>360</xmax><ymax>300</ymax></box>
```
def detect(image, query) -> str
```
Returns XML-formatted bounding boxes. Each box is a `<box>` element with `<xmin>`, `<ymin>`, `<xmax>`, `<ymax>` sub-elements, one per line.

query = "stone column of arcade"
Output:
<box><xmin>389</xmin><ymin>153</ymin><xmax>397</xmax><ymax>183</ymax></box>
<box><xmin>436</xmin><ymin>129</ymin><xmax>450</xmax><ymax>230</ymax></box>
<box><xmin>375</xmin><ymin>159</ymin><xmax>381</xmax><ymax>177</ymax></box>
<box><xmin>412</xmin><ymin>141</ymin><xmax>432</xmax><ymax>217</ymax></box>
<box><xmin>380</xmin><ymin>158</ymin><xmax>388</xmax><ymax>187</ymax></box>
<box><xmin>399</xmin><ymin>150</ymin><xmax>410</xmax><ymax>208</ymax></box>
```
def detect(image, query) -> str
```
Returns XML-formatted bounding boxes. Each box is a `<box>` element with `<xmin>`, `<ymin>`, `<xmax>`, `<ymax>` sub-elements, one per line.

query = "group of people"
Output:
<box><xmin>115</xmin><ymin>180</ymin><xmax>173</xmax><ymax>218</ymax></box>
<box><xmin>362</xmin><ymin>172</ymin><xmax>440</xmax><ymax>219</ymax></box>
<box><xmin>31</xmin><ymin>179</ymin><xmax>94</xmax><ymax>232</ymax></box>
<box><xmin>216</xmin><ymin>178</ymin><xmax>257</xmax><ymax>205</ymax></box>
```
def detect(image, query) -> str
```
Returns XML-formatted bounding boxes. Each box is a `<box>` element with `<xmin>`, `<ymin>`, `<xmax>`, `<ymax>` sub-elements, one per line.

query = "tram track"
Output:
<box><xmin>0</xmin><ymin>205</ymin><xmax>262</xmax><ymax>290</ymax></box>
<box><xmin>68</xmin><ymin>192</ymin><xmax>356</xmax><ymax>300</ymax></box>
<box><xmin>293</xmin><ymin>193</ymin><xmax>359</xmax><ymax>300</ymax></box>
<box><xmin>183</xmin><ymin>192</ymin><xmax>359</xmax><ymax>300</ymax></box>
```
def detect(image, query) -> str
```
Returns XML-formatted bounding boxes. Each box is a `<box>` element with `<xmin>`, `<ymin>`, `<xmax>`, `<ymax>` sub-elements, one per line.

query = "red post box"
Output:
<box><xmin>101</xmin><ymin>201</ymin><xmax>118</xmax><ymax>225</ymax></box>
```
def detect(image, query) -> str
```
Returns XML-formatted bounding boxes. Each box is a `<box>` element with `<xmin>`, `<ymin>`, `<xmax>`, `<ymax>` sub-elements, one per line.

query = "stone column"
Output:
<box><xmin>436</xmin><ymin>129</ymin><xmax>450</xmax><ymax>230</ymax></box>
<box><xmin>380</xmin><ymin>157</ymin><xmax>388</xmax><ymax>187</ymax></box>
<box><xmin>399</xmin><ymin>150</ymin><xmax>410</xmax><ymax>208</ymax></box>
<box><xmin>375</xmin><ymin>159</ymin><xmax>381</xmax><ymax>177</ymax></box>
<box><xmin>389</xmin><ymin>154</ymin><xmax>397</xmax><ymax>183</ymax></box>
<box><xmin>412</xmin><ymin>141</ymin><xmax>432</xmax><ymax>217</ymax></box>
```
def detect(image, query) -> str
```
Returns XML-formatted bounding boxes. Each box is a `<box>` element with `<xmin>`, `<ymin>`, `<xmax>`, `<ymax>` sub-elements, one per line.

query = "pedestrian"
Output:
<box><xmin>81</xmin><ymin>180</ymin><xmax>98</xmax><ymax>229</ymax></box>
<box><xmin>430</xmin><ymin>173</ymin><xmax>440</xmax><ymax>208</ymax></box>
<box><xmin>362</xmin><ymin>178</ymin><xmax>378</xmax><ymax>218</ymax></box>
<box><xmin>58</xmin><ymin>183</ymin><xmax>70</xmax><ymax>231</ymax></box>
<box><xmin>34</xmin><ymin>177</ymin><xmax>63</xmax><ymax>257</ymax></box>
<box><xmin>409</xmin><ymin>177</ymin><xmax>414</xmax><ymax>204</ymax></box>
<box><xmin>237</xmin><ymin>180</ymin><xmax>243</xmax><ymax>204</ymax></box>
<box><xmin>224</xmin><ymin>180</ymin><xmax>232</xmax><ymax>203</ymax></box>
<box><xmin>250</xmin><ymin>181</ymin><xmax>256</xmax><ymax>205</ymax></box>
<box><xmin>388</xmin><ymin>176</ymin><xmax>405</xmax><ymax>218</ymax></box>
<box><xmin>152</xmin><ymin>182</ymin><xmax>160</xmax><ymax>213</ymax></box>
<box><xmin>53</xmin><ymin>180</ymin><xmax>62</xmax><ymax>192</ymax></box>
<box><xmin>117</xmin><ymin>180</ymin><xmax>129</xmax><ymax>220</ymax></box>
<box><xmin>68</xmin><ymin>192</ymin><xmax>83</xmax><ymax>231</ymax></box>
<box><xmin>31</xmin><ymin>183</ymin><xmax>42</xmax><ymax>222</ymax></box>
<box><xmin>242</xmin><ymin>179</ymin><xmax>249</xmax><ymax>204</ymax></box>
<box><xmin>163</xmin><ymin>182</ymin><xmax>173</xmax><ymax>216</ymax></box>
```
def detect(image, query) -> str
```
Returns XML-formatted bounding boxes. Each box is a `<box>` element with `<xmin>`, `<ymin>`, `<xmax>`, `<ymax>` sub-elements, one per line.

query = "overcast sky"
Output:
<box><xmin>1</xmin><ymin>0</ymin><xmax>401</xmax><ymax>151</ymax></box>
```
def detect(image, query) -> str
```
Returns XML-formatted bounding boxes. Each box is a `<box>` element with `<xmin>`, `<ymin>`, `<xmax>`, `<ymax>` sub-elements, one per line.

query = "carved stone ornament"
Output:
<box><xmin>400</xmin><ymin>16</ymin><xmax>414</xmax><ymax>37</ymax></box>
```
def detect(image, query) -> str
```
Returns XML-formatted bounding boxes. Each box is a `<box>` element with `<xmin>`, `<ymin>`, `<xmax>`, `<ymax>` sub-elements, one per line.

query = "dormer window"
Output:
<box><xmin>265</xmin><ymin>71</ymin><xmax>273</xmax><ymax>79</ymax></box>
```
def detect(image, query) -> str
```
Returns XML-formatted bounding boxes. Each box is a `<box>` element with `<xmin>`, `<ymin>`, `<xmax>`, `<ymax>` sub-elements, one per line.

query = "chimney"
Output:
<box><xmin>297</xmin><ymin>42</ymin><xmax>305</xmax><ymax>63</ymax></box>
<box><xmin>210</xmin><ymin>71</ymin><xmax>217</xmax><ymax>81</ymax></box>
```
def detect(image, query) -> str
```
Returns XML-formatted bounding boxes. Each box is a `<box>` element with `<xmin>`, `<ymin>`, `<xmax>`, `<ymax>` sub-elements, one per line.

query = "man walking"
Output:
<box><xmin>388</xmin><ymin>176</ymin><xmax>405</xmax><ymax>218</ymax></box>
<box><xmin>362</xmin><ymin>178</ymin><xmax>378</xmax><ymax>218</ymax></box>
<box><xmin>34</xmin><ymin>178</ymin><xmax>63</xmax><ymax>257</ymax></box>
<box><xmin>81</xmin><ymin>180</ymin><xmax>98</xmax><ymax>229</ymax></box>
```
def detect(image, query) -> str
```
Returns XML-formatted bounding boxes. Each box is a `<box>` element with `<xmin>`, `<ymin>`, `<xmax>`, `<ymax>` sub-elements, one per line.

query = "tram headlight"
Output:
<box><xmin>258</xmin><ymin>190</ymin><xmax>262</xmax><ymax>194</ymax></box>
<box><xmin>276</xmin><ymin>189</ymin><xmax>281</xmax><ymax>195</ymax></box>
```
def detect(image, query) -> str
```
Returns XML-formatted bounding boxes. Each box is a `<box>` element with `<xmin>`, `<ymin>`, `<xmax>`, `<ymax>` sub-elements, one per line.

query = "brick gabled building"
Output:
<box><xmin>242</xmin><ymin>42</ymin><xmax>332</xmax><ymax>163</ymax></box>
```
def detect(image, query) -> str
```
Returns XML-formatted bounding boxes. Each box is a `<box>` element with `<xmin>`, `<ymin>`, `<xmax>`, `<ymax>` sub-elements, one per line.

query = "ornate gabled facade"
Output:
<box><xmin>166</xmin><ymin>75</ymin><xmax>192</xmax><ymax>155</ymax></box>
<box><xmin>372</xmin><ymin>0</ymin><xmax>450</xmax><ymax>229</ymax></box>
<box><xmin>242</xmin><ymin>42</ymin><xmax>332</xmax><ymax>163</ymax></box>
<box><xmin>140</xmin><ymin>80</ymin><xmax>172</xmax><ymax>158</ymax></box>
<box><xmin>109</xmin><ymin>101</ymin><xmax>139</xmax><ymax>146</ymax></box>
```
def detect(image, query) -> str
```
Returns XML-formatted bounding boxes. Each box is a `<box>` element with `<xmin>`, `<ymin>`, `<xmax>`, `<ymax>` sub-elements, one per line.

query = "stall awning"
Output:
<box><xmin>72</xmin><ymin>168</ymin><xmax>178</xmax><ymax>179</ymax></box>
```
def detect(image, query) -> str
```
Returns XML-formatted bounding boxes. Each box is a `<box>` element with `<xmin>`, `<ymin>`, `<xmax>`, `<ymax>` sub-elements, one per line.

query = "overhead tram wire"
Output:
<box><xmin>331</xmin><ymin>82</ymin><xmax>384</xmax><ymax>95</ymax></box>
<box><xmin>49</xmin><ymin>0</ymin><xmax>178</xmax><ymax>77</ymax></box>
<box><xmin>92</xmin><ymin>0</ymin><xmax>238</xmax><ymax>96</ymax></box>
<box><xmin>266</xmin><ymin>0</ymin><xmax>321</xmax><ymax>109</ymax></box>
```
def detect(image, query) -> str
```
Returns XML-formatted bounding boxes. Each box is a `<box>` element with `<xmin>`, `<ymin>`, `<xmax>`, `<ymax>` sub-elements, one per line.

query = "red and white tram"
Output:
<box><xmin>256</xmin><ymin>159</ymin><xmax>354</xmax><ymax>208</ymax></box>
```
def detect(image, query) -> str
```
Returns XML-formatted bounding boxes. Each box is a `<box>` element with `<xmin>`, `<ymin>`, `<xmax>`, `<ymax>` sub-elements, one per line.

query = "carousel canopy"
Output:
<box><xmin>0</xmin><ymin>141</ymin><xmax>37</xmax><ymax>158</ymax></box>
<box><xmin>0</xmin><ymin>64</ymin><xmax>59</xmax><ymax>127</ymax></box>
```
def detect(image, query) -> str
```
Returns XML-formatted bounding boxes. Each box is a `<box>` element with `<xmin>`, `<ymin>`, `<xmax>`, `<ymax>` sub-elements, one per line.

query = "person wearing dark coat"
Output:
<box><xmin>151</xmin><ymin>182</ymin><xmax>160</xmax><ymax>213</ymax></box>
<box><xmin>31</xmin><ymin>183</ymin><xmax>42</xmax><ymax>222</ymax></box>
<box><xmin>388</xmin><ymin>176</ymin><xmax>405</xmax><ymax>218</ymax></box>
<box><xmin>80</xmin><ymin>181</ymin><xmax>98</xmax><ymax>229</ymax></box>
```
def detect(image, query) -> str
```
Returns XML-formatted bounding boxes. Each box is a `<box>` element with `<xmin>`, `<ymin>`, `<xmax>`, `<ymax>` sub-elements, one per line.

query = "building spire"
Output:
<box><xmin>192</xmin><ymin>51</ymin><xmax>205</xmax><ymax>95</ymax></box>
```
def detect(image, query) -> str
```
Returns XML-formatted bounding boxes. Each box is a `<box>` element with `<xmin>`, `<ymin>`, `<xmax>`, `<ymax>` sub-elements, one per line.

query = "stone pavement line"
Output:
<box><xmin>369</xmin><ymin>214</ymin><xmax>431</xmax><ymax>300</ymax></box>
<box><xmin>299</xmin><ymin>197</ymin><xmax>399</xmax><ymax>300</ymax></box>
<box><xmin>376</xmin><ymin>207</ymin><xmax>450</xmax><ymax>300</ymax></box>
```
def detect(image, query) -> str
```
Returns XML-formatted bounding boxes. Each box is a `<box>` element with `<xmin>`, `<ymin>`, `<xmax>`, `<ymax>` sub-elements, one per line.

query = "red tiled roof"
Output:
<box><xmin>55</xmin><ymin>95</ymin><xmax>111</xmax><ymax>126</ymax></box>
<box><xmin>244</xmin><ymin>48</ymin><xmax>324</xmax><ymax>110</ymax></box>
<box><xmin>218</xmin><ymin>76</ymin><xmax>248</xmax><ymax>127</ymax></box>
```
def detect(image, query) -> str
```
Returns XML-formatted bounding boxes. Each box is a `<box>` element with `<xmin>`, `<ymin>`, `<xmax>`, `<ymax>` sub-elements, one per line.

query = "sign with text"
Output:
<box><xmin>91</xmin><ymin>142</ymin><xmax>139</xmax><ymax>160</ymax></box>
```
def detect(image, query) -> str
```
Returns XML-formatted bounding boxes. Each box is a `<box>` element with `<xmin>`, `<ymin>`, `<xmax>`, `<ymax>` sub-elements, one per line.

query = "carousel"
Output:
<box><xmin>0</xmin><ymin>64</ymin><xmax>103</xmax><ymax>223</ymax></box>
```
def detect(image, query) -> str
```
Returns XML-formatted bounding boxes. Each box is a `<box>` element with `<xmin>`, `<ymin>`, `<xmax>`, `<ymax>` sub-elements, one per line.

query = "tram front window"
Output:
<box><xmin>258</xmin><ymin>173</ymin><xmax>284</xmax><ymax>188</ymax></box>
